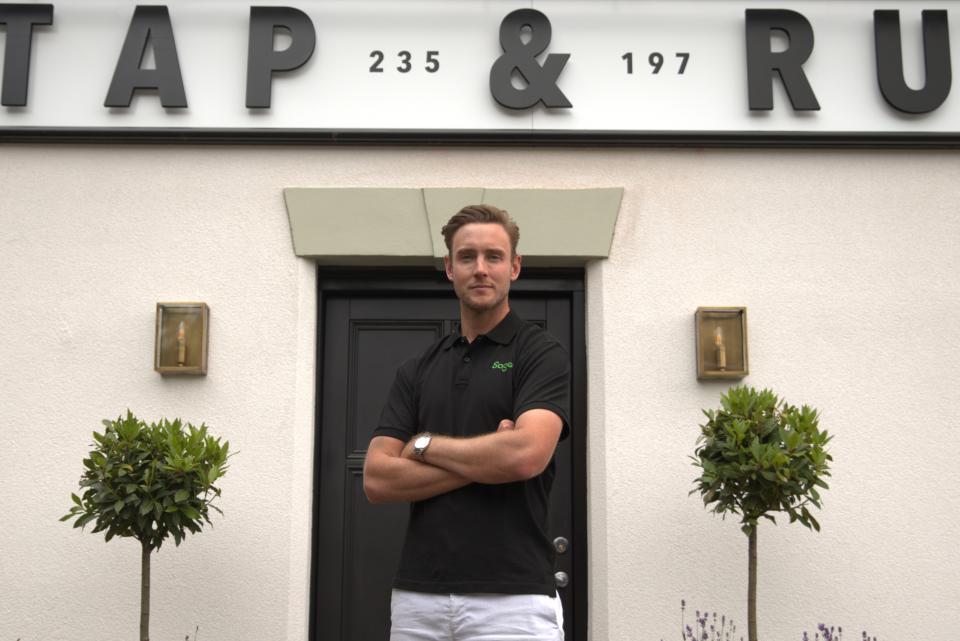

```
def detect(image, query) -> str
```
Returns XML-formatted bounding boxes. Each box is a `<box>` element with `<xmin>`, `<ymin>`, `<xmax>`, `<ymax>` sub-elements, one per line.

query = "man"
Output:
<box><xmin>363</xmin><ymin>204</ymin><xmax>572</xmax><ymax>641</ymax></box>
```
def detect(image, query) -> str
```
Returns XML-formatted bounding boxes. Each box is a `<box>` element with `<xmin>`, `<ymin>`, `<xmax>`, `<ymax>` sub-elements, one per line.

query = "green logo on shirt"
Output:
<box><xmin>491</xmin><ymin>360</ymin><xmax>513</xmax><ymax>373</ymax></box>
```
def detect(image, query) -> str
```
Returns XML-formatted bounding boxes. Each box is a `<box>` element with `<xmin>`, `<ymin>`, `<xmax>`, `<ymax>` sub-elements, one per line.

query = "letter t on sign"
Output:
<box><xmin>0</xmin><ymin>3</ymin><xmax>53</xmax><ymax>107</ymax></box>
<box><xmin>745</xmin><ymin>9</ymin><xmax>820</xmax><ymax>111</ymax></box>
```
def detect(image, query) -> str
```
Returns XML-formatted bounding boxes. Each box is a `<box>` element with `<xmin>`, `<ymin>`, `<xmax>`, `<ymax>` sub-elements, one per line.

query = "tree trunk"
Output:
<box><xmin>140</xmin><ymin>542</ymin><xmax>151</xmax><ymax>641</ymax></box>
<box><xmin>748</xmin><ymin>526</ymin><xmax>758</xmax><ymax>641</ymax></box>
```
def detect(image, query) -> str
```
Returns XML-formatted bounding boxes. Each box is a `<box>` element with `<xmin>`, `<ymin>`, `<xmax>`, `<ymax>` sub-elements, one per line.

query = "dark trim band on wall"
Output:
<box><xmin>1</xmin><ymin>127</ymin><xmax>960</xmax><ymax>148</ymax></box>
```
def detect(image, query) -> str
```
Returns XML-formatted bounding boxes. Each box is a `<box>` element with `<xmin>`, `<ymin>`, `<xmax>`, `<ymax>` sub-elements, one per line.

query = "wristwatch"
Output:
<box><xmin>412</xmin><ymin>433</ymin><xmax>433</xmax><ymax>458</ymax></box>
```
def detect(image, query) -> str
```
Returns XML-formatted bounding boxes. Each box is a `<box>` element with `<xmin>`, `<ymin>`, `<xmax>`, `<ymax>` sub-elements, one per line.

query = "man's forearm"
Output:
<box><xmin>408</xmin><ymin>409</ymin><xmax>562</xmax><ymax>484</ymax></box>
<box><xmin>364</xmin><ymin>446</ymin><xmax>471</xmax><ymax>504</ymax></box>
<box><xmin>416</xmin><ymin>431</ymin><xmax>531</xmax><ymax>484</ymax></box>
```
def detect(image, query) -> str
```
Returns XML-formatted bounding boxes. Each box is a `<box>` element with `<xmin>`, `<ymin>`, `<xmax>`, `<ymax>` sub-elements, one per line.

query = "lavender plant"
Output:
<box><xmin>802</xmin><ymin>625</ymin><xmax>878</xmax><ymax>641</ymax></box>
<box><xmin>679</xmin><ymin>600</ymin><xmax>742</xmax><ymax>641</ymax></box>
<box><xmin>662</xmin><ymin>602</ymin><xmax>880</xmax><ymax>641</ymax></box>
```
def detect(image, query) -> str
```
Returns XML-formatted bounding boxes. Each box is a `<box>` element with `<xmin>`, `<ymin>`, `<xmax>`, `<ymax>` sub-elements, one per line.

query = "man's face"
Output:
<box><xmin>444</xmin><ymin>223</ymin><xmax>521</xmax><ymax>315</ymax></box>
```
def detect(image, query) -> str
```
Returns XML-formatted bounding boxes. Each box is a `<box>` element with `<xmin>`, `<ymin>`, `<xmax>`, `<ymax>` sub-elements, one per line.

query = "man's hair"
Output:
<box><xmin>441</xmin><ymin>204</ymin><xmax>520</xmax><ymax>256</ymax></box>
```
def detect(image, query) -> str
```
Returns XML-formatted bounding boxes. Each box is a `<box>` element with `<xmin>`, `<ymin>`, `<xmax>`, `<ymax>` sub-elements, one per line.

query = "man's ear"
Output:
<box><xmin>443</xmin><ymin>255</ymin><xmax>453</xmax><ymax>281</ymax></box>
<box><xmin>511</xmin><ymin>254</ymin><xmax>522</xmax><ymax>281</ymax></box>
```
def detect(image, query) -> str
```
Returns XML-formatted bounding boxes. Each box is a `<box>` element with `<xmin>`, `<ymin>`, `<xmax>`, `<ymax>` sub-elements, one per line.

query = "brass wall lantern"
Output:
<box><xmin>695</xmin><ymin>307</ymin><xmax>748</xmax><ymax>380</ymax></box>
<box><xmin>154</xmin><ymin>302</ymin><xmax>209</xmax><ymax>375</ymax></box>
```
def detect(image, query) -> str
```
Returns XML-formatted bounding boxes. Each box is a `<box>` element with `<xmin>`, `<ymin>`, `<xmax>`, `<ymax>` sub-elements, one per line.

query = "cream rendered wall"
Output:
<box><xmin>1</xmin><ymin>146</ymin><xmax>957</xmax><ymax>641</ymax></box>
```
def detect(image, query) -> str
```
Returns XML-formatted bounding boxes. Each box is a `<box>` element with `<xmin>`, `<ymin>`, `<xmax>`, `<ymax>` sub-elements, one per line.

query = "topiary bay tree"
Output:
<box><xmin>692</xmin><ymin>386</ymin><xmax>832</xmax><ymax>641</ymax></box>
<box><xmin>62</xmin><ymin>411</ymin><xmax>231</xmax><ymax>641</ymax></box>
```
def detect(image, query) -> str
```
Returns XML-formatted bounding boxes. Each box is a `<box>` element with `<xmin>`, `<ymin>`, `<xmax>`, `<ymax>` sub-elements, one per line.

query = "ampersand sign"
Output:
<box><xmin>489</xmin><ymin>9</ymin><xmax>572</xmax><ymax>109</ymax></box>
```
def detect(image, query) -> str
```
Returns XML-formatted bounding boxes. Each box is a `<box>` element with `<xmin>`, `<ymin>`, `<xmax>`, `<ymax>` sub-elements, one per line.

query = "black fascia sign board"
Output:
<box><xmin>0</xmin><ymin>3</ymin><xmax>955</xmax><ymax>116</ymax></box>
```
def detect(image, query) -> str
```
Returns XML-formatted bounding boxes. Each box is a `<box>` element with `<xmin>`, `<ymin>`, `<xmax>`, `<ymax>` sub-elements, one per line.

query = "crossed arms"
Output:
<box><xmin>362</xmin><ymin>408</ymin><xmax>563</xmax><ymax>504</ymax></box>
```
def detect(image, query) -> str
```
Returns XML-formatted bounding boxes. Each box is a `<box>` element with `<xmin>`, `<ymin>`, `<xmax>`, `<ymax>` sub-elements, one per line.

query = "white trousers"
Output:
<box><xmin>389</xmin><ymin>589</ymin><xmax>565</xmax><ymax>641</ymax></box>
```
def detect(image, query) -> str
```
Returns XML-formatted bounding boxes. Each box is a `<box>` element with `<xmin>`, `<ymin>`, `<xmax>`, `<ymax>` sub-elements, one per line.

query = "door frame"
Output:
<box><xmin>308</xmin><ymin>267</ymin><xmax>588</xmax><ymax>641</ymax></box>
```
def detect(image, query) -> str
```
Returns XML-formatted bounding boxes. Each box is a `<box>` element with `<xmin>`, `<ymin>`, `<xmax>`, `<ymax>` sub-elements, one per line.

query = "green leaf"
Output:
<box><xmin>113</xmin><ymin>499</ymin><xmax>124</xmax><ymax>513</ymax></box>
<box><xmin>71</xmin><ymin>493</ymin><xmax>82</xmax><ymax>506</ymax></box>
<box><xmin>74</xmin><ymin>513</ymin><xmax>96</xmax><ymax>529</ymax></box>
<box><xmin>175</xmin><ymin>489</ymin><xmax>189</xmax><ymax>503</ymax></box>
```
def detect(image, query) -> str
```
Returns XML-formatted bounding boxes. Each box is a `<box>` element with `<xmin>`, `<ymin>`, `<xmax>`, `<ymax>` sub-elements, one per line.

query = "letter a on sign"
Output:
<box><xmin>105</xmin><ymin>6</ymin><xmax>187</xmax><ymax>108</ymax></box>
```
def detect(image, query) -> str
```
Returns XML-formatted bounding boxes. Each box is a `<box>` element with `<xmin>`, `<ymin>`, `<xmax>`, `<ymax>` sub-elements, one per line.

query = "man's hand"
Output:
<box><xmin>400</xmin><ymin>437</ymin><xmax>416</xmax><ymax>459</ymax></box>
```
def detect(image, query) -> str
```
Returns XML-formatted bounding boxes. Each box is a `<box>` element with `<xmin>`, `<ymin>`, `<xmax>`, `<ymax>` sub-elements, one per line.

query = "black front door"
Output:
<box><xmin>311</xmin><ymin>270</ymin><xmax>586</xmax><ymax>641</ymax></box>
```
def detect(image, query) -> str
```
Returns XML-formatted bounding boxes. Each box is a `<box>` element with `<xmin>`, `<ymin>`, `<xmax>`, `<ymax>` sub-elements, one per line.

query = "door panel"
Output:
<box><xmin>314</xmin><ymin>288</ymin><xmax>580</xmax><ymax>641</ymax></box>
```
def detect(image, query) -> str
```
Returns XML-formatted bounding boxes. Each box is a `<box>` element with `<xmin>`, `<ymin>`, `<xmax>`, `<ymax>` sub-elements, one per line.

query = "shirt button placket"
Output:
<box><xmin>454</xmin><ymin>344</ymin><xmax>472</xmax><ymax>387</ymax></box>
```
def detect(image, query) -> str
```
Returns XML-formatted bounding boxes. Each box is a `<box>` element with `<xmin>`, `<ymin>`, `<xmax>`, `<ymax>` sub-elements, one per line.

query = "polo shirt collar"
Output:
<box><xmin>443</xmin><ymin>309</ymin><xmax>522</xmax><ymax>349</ymax></box>
<box><xmin>484</xmin><ymin>309</ymin><xmax>522</xmax><ymax>345</ymax></box>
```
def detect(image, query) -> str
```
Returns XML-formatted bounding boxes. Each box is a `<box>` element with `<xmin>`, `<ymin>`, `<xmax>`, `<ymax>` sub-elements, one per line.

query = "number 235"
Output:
<box><xmin>370</xmin><ymin>50</ymin><xmax>440</xmax><ymax>73</ymax></box>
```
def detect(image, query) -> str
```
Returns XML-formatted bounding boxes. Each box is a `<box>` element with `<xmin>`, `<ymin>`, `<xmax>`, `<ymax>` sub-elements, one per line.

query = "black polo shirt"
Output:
<box><xmin>373</xmin><ymin>309</ymin><xmax>571</xmax><ymax>595</ymax></box>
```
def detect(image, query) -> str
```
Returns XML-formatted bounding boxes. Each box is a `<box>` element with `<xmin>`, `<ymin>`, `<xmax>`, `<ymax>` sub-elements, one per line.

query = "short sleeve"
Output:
<box><xmin>513</xmin><ymin>332</ymin><xmax>572</xmax><ymax>440</ymax></box>
<box><xmin>372</xmin><ymin>358</ymin><xmax>419</xmax><ymax>443</ymax></box>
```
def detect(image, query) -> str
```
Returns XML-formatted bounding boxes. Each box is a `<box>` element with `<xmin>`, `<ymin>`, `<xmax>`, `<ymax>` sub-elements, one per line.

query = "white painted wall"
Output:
<box><xmin>1</xmin><ymin>146</ymin><xmax>957</xmax><ymax>641</ymax></box>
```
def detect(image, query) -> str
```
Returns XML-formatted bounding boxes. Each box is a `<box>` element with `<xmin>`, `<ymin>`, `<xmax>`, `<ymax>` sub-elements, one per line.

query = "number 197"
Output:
<box><xmin>621</xmin><ymin>52</ymin><xmax>689</xmax><ymax>74</ymax></box>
